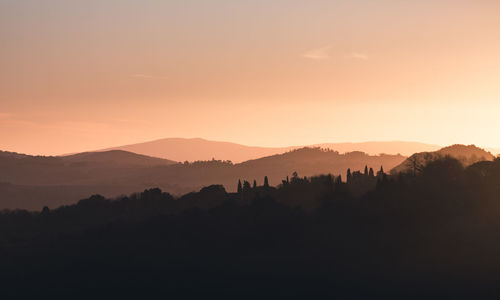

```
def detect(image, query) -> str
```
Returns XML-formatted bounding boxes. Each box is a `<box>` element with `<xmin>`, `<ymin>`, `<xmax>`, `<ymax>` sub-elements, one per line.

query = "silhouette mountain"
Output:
<box><xmin>100</xmin><ymin>137</ymin><xmax>440</xmax><ymax>163</ymax></box>
<box><xmin>0</xmin><ymin>147</ymin><xmax>405</xmax><ymax>210</ymax></box>
<box><xmin>391</xmin><ymin>144</ymin><xmax>495</xmax><ymax>174</ymax></box>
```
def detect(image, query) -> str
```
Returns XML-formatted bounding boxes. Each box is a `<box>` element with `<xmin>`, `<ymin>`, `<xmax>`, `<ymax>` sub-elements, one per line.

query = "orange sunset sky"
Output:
<box><xmin>1</xmin><ymin>0</ymin><xmax>500</xmax><ymax>155</ymax></box>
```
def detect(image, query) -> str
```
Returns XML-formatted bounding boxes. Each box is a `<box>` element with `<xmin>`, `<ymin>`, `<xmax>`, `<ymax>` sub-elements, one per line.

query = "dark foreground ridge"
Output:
<box><xmin>2</xmin><ymin>157</ymin><xmax>500</xmax><ymax>298</ymax></box>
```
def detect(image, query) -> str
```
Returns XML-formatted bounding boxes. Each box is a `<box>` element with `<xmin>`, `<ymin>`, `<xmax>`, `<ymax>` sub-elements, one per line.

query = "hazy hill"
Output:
<box><xmin>102</xmin><ymin>137</ymin><xmax>439</xmax><ymax>163</ymax></box>
<box><xmin>0</xmin><ymin>147</ymin><xmax>405</xmax><ymax>210</ymax></box>
<box><xmin>391</xmin><ymin>144</ymin><xmax>495</xmax><ymax>174</ymax></box>
<box><xmin>235</xmin><ymin>147</ymin><xmax>405</xmax><ymax>182</ymax></box>
<box><xmin>0</xmin><ymin>149</ymin><xmax>183</xmax><ymax>209</ymax></box>
<box><xmin>313</xmin><ymin>141</ymin><xmax>440</xmax><ymax>156</ymax></box>
<box><xmin>125</xmin><ymin>148</ymin><xmax>406</xmax><ymax>195</ymax></box>
<box><xmin>0</xmin><ymin>149</ymin><xmax>175</xmax><ymax>186</ymax></box>
<box><xmin>101</xmin><ymin>137</ymin><xmax>291</xmax><ymax>163</ymax></box>
<box><xmin>62</xmin><ymin>150</ymin><xmax>176</xmax><ymax>166</ymax></box>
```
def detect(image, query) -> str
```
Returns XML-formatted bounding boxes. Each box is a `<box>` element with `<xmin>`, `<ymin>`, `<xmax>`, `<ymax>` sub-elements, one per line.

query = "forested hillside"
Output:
<box><xmin>2</xmin><ymin>157</ymin><xmax>500</xmax><ymax>298</ymax></box>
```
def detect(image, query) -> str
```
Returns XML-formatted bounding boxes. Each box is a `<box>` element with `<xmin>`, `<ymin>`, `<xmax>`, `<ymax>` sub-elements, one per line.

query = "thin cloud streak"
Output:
<box><xmin>303</xmin><ymin>46</ymin><xmax>332</xmax><ymax>60</ymax></box>
<box><xmin>0</xmin><ymin>112</ymin><xmax>12</xmax><ymax>119</ymax></box>
<box><xmin>347</xmin><ymin>52</ymin><xmax>369</xmax><ymax>60</ymax></box>
<box><xmin>131</xmin><ymin>74</ymin><xmax>169</xmax><ymax>79</ymax></box>
<box><xmin>303</xmin><ymin>48</ymin><xmax>368</xmax><ymax>61</ymax></box>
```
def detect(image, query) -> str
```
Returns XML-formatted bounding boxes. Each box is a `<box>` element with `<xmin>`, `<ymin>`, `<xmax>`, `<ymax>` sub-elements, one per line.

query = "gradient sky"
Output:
<box><xmin>1</xmin><ymin>0</ymin><xmax>500</xmax><ymax>155</ymax></box>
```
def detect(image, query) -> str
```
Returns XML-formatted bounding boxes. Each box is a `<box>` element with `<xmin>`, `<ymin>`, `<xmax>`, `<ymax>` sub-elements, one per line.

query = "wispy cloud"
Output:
<box><xmin>347</xmin><ymin>52</ymin><xmax>369</xmax><ymax>60</ymax></box>
<box><xmin>303</xmin><ymin>47</ymin><xmax>369</xmax><ymax>61</ymax></box>
<box><xmin>303</xmin><ymin>46</ymin><xmax>332</xmax><ymax>60</ymax></box>
<box><xmin>0</xmin><ymin>112</ymin><xmax>12</xmax><ymax>119</ymax></box>
<box><xmin>131</xmin><ymin>74</ymin><xmax>169</xmax><ymax>80</ymax></box>
<box><xmin>111</xmin><ymin>118</ymin><xmax>153</xmax><ymax>126</ymax></box>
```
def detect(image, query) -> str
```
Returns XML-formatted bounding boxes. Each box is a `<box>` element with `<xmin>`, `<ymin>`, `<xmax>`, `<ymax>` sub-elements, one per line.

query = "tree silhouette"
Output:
<box><xmin>253</xmin><ymin>180</ymin><xmax>257</xmax><ymax>189</ymax></box>
<box><xmin>237</xmin><ymin>179</ymin><xmax>242</xmax><ymax>194</ymax></box>
<box><xmin>243</xmin><ymin>180</ymin><xmax>251</xmax><ymax>192</ymax></box>
<box><xmin>369</xmin><ymin>167</ymin><xmax>374</xmax><ymax>177</ymax></box>
<box><xmin>264</xmin><ymin>176</ymin><xmax>269</xmax><ymax>188</ymax></box>
<box><xmin>3</xmin><ymin>156</ymin><xmax>500</xmax><ymax>297</ymax></box>
<box><xmin>41</xmin><ymin>206</ymin><xmax>50</xmax><ymax>216</ymax></box>
<box><xmin>377</xmin><ymin>166</ymin><xmax>385</xmax><ymax>178</ymax></box>
<box><xmin>347</xmin><ymin>168</ymin><xmax>352</xmax><ymax>183</ymax></box>
<box><xmin>406</xmin><ymin>155</ymin><xmax>425</xmax><ymax>176</ymax></box>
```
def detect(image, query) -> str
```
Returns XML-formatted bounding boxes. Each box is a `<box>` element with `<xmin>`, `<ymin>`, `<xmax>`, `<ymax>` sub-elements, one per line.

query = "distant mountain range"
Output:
<box><xmin>100</xmin><ymin>137</ymin><xmax>441</xmax><ymax>163</ymax></box>
<box><xmin>391</xmin><ymin>144</ymin><xmax>496</xmax><ymax>174</ymax></box>
<box><xmin>0</xmin><ymin>147</ymin><xmax>405</xmax><ymax>210</ymax></box>
<box><xmin>100</xmin><ymin>138</ymin><xmax>291</xmax><ymax>163</ymax></box>
<box><xmin>2</xmin><ymin>141</ymin><xmax>497</xmax><ymax>210</ymax></box>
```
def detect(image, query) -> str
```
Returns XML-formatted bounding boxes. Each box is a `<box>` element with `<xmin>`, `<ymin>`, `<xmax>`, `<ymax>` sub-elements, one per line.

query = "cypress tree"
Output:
<box><xmin>264</xmin><ymin>176</ymin><xmax>269</xmax><ymax>188</ymax></box>
<box><xmin>243</xmin><ymin>180</ymin><xmax>251</xmax><ymax>191</ymax></box>
<box><xmin>377</xmin><ymin>166</ymin><xmax>385</xmax><ymax>178</ymax></box>
<box><xmin>237</xmin><ymin>179</ymin><xmax>242</xmax><ymax>193</ymax></box>
<box><xmin>347</xmin><ymin>168</ymin><xmax>352</xmax><ymax>183</ymax></box>
<box><xmin>253</xmin><ymin>180</ymin><xmax>257</xmax><ymax>189</ymax></box>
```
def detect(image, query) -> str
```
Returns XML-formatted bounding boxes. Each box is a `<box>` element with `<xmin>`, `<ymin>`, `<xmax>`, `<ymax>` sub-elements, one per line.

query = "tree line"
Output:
<box><xmin>1</xmin><ymin>156</ymin><xmax>500</xmax><ymax>298</ymax></box>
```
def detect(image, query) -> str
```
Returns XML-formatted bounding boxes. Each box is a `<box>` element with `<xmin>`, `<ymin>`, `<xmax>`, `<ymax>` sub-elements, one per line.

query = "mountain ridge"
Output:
<box><xmin>391</xmin><ymin>144</ymin><xmax>495</xmax><ymax>174</ymax></box>
<box><xmin>0</xmin><ymin>146</ymin><xmax>406</xmax><ymax>209</ymax></box>
<box><xmin>62</xmin><ymin>150</ymin><xmax>176</xmax><ymax>166</ymax></box>
<box><xmin>99</xmin><ymin>137</ymin><xmax>441</xmax><ymax>163</ymax></box>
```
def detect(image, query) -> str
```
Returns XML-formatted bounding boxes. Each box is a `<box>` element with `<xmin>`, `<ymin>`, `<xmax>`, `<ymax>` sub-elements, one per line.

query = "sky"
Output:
<box><xmin>1</xmin><ymin>0</ymin><xmax>500</xmax><ymax>155</ymax></box>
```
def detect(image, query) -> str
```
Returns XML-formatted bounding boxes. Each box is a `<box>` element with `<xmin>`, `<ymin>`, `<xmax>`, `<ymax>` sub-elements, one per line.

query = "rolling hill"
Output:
<box><xmin>391</xmin><ymin>144</ymin><xmax>495</xmax><ymax>174</ymax></box>
<box><xmin>0</xmin><ymin>147</ymin><xmax>405</xmax><ymax>210</ymax></box>
<box><xmin>100</xmin><ymin>137</ymin><xmax>290</xmax><ymax>163</ymax></box>
<box><xmin>62</xmin><ymin>150</ymin><xmax>176</xmax><ymax>166</ymax></box>
<box><xmin>312</xmin><ymin>141</ymin><xmax>440</xmax><ymax>156</ymax></box>
<box><xmin>0</xmin><ymin>149</ymin><xmax>175</xmax><ymax>186</ymax></box>
<box><xmin>101</xmin><ymin>137</ymin><xmax>439</xmax><ymax>163</ymax></box>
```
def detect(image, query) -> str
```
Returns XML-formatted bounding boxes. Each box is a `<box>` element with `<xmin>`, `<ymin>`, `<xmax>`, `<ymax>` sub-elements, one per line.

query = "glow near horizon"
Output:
<box><xmin>1</xmin><ymin>0</ymin><xmax>500</xmax><ymax>155</ymax></box>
